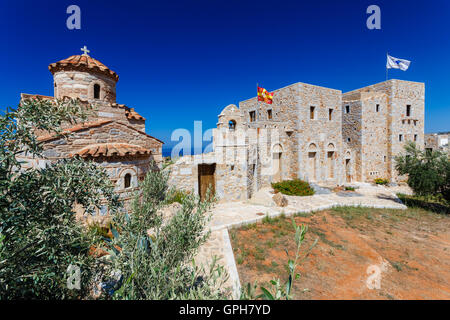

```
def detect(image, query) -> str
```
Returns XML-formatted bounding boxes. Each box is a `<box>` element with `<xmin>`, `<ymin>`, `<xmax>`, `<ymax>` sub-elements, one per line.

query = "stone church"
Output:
<box><xmin>168</xmin><ymin>79</ymin><xmax>425</xmax><ymax>202</ymax></box>
<box><xmin>19</xmin><ymin>47</ymin><xmax>164</xmax><ymax>215</ymax></box>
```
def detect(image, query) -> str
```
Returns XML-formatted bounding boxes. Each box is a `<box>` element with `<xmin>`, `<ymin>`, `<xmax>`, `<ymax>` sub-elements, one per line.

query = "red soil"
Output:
<box><xmin>230</xmin><ymin>208</ymin><xmax>450</xmax><ymax>300</ymax></box>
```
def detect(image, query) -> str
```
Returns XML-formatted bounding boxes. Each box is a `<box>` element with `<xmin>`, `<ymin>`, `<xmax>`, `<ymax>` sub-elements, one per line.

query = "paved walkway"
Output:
<box><xmin>194</xmin><ymin>184</ymin><xmax>413</xmax><ymax>299</ymax></box>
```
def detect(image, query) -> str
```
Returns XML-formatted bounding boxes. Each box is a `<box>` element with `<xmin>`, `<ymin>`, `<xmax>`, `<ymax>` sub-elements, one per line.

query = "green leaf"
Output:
<box><xmin>259</xmin><ymin>287</ymin><xmax>274</xmax><ymax>300</ymax></box>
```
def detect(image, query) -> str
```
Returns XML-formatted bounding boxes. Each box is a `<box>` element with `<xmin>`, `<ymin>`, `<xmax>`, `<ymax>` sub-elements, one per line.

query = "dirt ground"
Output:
<box><xmin>230</xmin><ymin>206</ymin><xmax>450</xmax><ymax>300</ymax></box>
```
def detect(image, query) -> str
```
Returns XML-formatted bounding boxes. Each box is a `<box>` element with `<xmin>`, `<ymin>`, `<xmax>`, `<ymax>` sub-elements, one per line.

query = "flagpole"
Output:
<box><xmin>256</xmin><ymin>82</ymin><xmax>259</xmax><ymax>121</ymax></box>
<box><xmin>386</xmin><ymin>53</ymin><xmax>388</xmax><ymax>81</ymax></box>
<box><xmin>255</xmin><ymin>82</ymin><xmax>259</xmax><ymax>193</ymax></box>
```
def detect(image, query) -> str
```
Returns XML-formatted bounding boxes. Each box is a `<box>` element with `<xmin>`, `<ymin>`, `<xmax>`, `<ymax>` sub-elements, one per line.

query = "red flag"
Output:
<box><xmin>257</xmin><ymin>86</ymin><xmax>274</xmax><ymax>104</ymax></box>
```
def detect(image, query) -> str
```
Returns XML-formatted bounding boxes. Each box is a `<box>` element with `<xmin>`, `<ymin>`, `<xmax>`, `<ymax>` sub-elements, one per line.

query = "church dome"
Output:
<box><xmin>49</xmin><ymin>47</ymin><xmax>118</xmax><ymax>102</ymax></box>
<box><xmin>49</xmin><ymin>53</ymin><xmax>119</xmax><ymax>82</ymax></box>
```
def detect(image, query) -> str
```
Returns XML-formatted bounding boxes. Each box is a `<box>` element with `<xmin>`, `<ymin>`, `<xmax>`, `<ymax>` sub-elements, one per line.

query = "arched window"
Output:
<box><xmin>124</xmin><ymin>173</ymin><xmax>131</xmax><ymax>189</ymax></box>
<box><xmin>228</xmin><ymin>120</ymin><xmax>236</xmax><ymax>131</ymax></box>
<box><xmin>94</xmin><ymin>84</ymin><xmax>101</xmax><ymax>99</ymax></box>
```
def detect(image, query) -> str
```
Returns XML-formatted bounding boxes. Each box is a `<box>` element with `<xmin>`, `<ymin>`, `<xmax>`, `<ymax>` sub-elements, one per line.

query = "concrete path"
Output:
<box><xmin>194</xmin><ymin>184</ymin><xmax>412</xmax><ymax>299</ymax></box>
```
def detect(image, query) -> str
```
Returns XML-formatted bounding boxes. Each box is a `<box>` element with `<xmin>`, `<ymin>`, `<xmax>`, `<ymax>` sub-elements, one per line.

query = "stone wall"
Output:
<box><xmin>343</xmin><ymin>91</ymin><xmax>390</xmax><ymax>182</ymax></box>
<box><xmin>53</xmin><ymin>70</ymin><xmax>117</xmax><ymax>103</ymax></box>
<box><xmin>166</xmin><ymin>152</ymin><xmax>248</xmax><ymax>202</ymax></box>
<box><xmin>343</xmin><ymin>80</ymin><xmax>425</xmax><ymax>183</ymax></box>
<box><xmin>296</xmin><ymin>83</ymin><xmax>343</xmax><ymax>185</ymax></box>
<box><xmin>34</xmin><ymin>121</ymin><xmax>162</xmax><ymax>163</ymax></box>
<box><xmin>342</xmin><ymin>97</ymin><xmax>363</xmax><ymax>181</ymax></box>
<box><xmin>239</xmin><ymin>82</ymin><xmax>344</xmax><ymax>186</ymax></box>
<box><xmin>166</xmin><ymin>79</ymin><xmax>426</xmax><ymax>202</ymax></box>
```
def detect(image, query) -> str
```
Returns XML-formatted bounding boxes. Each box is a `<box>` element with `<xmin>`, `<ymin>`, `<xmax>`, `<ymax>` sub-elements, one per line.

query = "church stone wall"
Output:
<box><xmin>53</xmin><ymin>70</ymin><xmax>117</xmax><ymax>103</ymax></box>
<box><xmin>35</xmin><ymin>121</ymin><xmax>162</xmax><ymax>163</ymax></box>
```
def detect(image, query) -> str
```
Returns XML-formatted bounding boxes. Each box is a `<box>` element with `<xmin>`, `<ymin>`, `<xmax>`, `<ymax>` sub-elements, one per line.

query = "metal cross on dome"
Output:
<box><xmin>80</xmin><ymin>45</ymin><xmax>90</xmax><ymax>56</ymax></box>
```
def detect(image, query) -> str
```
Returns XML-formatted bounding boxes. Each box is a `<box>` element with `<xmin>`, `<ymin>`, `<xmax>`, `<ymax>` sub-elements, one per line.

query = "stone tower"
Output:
<box><xmin>48</xmin><ymin>46</ymin><xmax>118</xmax><ymax>103</ymax></box>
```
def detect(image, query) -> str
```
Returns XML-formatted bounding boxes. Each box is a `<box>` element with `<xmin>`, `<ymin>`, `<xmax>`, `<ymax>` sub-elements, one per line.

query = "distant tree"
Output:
<box><xmin>395</xmin><ymin>142</ymin><xmax>450</xmax><ymax>202</ymax></box>
<box><xmin>0</xmin><ymin>98</ymin><xmax>120</xmax><ymax>299</ymax></box>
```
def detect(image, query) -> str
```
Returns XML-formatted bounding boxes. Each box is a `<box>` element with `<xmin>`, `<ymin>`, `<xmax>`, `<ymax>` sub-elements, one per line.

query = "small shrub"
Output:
<box><xmin>262</xmin><ymin>215</ymin><xmax>277</xmax><ymax>224</ymax></box>
<box><xmin>272</xmin><ymin>179</ymin><xmax>315</xmax><ymax>196</ymax></box>
<box><xmin>345</xmin><ymin>186</ymin><xmax>355</xmax><ymax>191</ymax></box>
<box><xmin>374</xmin><ymin>178</ymin><xmax>389</xmax><ymax>185</ymax></box>
<box><xmin>166</xmin><ymin>189</ymin><xmax>190</xmax><ymax>204</ymax></box>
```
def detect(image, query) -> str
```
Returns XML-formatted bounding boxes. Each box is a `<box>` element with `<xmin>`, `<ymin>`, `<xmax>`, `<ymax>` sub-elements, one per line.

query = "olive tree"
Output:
<box><xmin>105</xmin><ymin>169</ymin><xmax>230</xmax><ymax>300</ymax></box>
<box><xmin>0</xmin><ymin>98</ymin><xmax>120</xmax><ymax>299</ymax></box>
<box><xmin>395</xmin><ymin>142</ymin><xmax>450</xmax><ymax>202</ymax></box>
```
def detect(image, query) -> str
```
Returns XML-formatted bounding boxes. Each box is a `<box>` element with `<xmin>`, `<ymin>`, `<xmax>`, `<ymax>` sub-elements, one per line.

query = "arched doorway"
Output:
<box><xmin>345</xmin><ymin>151</ymin><xmax>352</xmax><ymax>183</ymax></box>
<box><xmin>327</xmin><ymin>143</ymin><xmax>336</xmax><ymax>179</ymax></box>
<box><xmin>272</xmin><ymin>144</ymin><xmax>283</xmax><ymax>183</ymax></box>
<box><xmin>308</xmin><ymin>143</ymin><xmax>317</xmax><ymax>182</ymax></box>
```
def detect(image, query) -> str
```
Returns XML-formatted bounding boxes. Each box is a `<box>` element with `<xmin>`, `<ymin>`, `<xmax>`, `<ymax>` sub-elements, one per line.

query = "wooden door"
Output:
<box><xmin>345</xmin><ymin>159</ymin><xmax>351</xmax><ymax>182</ymax></box>
<box><xmin>308</xmin><ymin>152</ymin><xmax>316</xmax><ymax>181</ymax></box>
<box><xmin>198</xmin><ymin>164</ymin><xmax>216</xmax><ymax>201</ymax></box>
<box><xmin>327</xmin><ymin>151</ymin><xmax>334</xmax><ymax>179</ymax></box>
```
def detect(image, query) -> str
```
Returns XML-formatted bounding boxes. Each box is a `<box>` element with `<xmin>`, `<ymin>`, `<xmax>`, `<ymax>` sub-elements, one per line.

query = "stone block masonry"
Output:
<box><xmin>17</xmin><ymin>49</ymin><xmax>164</xmax><ymax>217</ymax></box>
<box><xmin>169</xmin><ymin>79</ymin><xmax>425</xmax><ymax>203</ymax></box>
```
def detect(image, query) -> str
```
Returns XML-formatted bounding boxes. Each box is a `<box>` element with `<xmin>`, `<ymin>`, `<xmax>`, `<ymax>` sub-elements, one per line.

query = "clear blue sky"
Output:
<box><xmin>1</xmin><ymin>0</ymin><xmax>449</xmax><ymax>149</ymax></box>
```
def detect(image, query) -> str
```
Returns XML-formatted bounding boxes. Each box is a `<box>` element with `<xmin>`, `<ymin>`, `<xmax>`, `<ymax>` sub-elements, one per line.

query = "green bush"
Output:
<box><xmin>395</xmin><ymin>142</ymin><xmax>450</xmax><ymax>202</ymax></box>
<box><xmin>105</xmin><ymin>169</ymin><xmax>230</xmax><ymax>299</ymax></box>
<box><xmin>374</xmin><ymin>178</ymin><xmax>389</xmax><ymax>185</ymax></box>
<box><xmin>166</xmin><ymin>189</ymin><xmax>190</xmax><ymax>204</ymax></box>
<box><xmin>0</xmin><ymin>98</ymin><xmax>120</xmax><ymax>299</ymax></box>
<box><xmin>272</xmin><ymin>179</ymin><xmax>315</xmax><ymax>196</ymax></box>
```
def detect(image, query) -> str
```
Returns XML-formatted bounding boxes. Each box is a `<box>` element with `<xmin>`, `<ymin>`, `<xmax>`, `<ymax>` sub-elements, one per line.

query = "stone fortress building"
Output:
<box><xmin>15</xmin><ymin>47</ymin><xmax>426</xmax><ymax>206</ymax></box>
<box><xmin>19</xmin><ymin>47</ymin><xmax>164</xmax><ymax>215</ymax></box>
<box><xmin>168</xmin><ymin>79</ymin><xmax>425</xmax><ymax>202</ymax></box>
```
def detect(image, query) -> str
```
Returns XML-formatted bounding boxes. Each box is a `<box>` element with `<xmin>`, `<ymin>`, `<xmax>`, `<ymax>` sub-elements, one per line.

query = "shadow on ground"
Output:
<box><xmin>397</xmin><ymin>194</ymin><xmax>450</xmax><ymax>214</ymax></box>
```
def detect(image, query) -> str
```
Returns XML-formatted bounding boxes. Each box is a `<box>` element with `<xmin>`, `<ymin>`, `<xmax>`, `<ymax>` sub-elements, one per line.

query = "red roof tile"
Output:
<box><xmin>49</xmin><ymin>55</ymin><xmax>119</xmax><ymax>82</ymax></box>
<box><xmin>125</xmin><ymin>108</ymin><xmax>145</xmax><ymax>121</ymax></box>
<box><xmin>74</xmin><ymin>143</ymin><xmax>151</xmax><ymax>158</ymax></box>
<box><xmin>37</xmin><ymin>119</ymin><xmax>113</xmax><ymax>142</ymax></box>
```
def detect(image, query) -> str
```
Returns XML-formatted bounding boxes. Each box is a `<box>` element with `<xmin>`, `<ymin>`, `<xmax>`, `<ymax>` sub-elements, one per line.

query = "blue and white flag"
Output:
<box><xmin>386</xmin><ymin>54</ymin><xmax>411</xmax><ymax>71</ymax></box>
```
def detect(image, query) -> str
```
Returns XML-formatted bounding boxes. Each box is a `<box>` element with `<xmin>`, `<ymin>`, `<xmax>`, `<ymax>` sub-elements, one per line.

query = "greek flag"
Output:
<box><xmin>386</xmin><ymin>54</ymin><xmax>411</xmax><ymax>71</ymax></box>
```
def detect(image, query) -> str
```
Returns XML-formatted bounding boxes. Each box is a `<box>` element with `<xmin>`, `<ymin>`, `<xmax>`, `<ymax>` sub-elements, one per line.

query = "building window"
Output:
<box><xmin>406</xmin><ymin>105</ymin><xmax>411</xmax><ymax>117</ymax></box>
<box><xmin>345</xmin><ymin>105</ymin><xmax>350</xmax><ymax>113</ymax></box>
<box><xmin>267</xmin><ymin>109</ymin><xmax>272</xmax><ymax>120</ymax></box>
<box><xmin>414</xmin><ymin>134</ymin><xmax>418</xmax><ymax>142</ymax></box>
<box><xmin>94</xmin><ymin>84</ymin><xmax>101</xmax><ymax>99</ymax></box>
<box><xmin>228</xmin><ymin>120</ymin><xmax>236</xmax><ymax>131</ymax></box>
<box><xmin>347</xmin><ymin>137</ymin><xmax>351</xmax><ymax>142</ymax></box>
<box><xmin>310</xmin><ymin>106</ymin><xmax>315</xmax><ymax>120</ymax></box>
<box><xmin>399</xmin><ymin>134</ymin><xmax>403</xmax><ymax>142</ymax></box>
<box><xmin>376</xmin><ymin>104</ymin><xmax>380</xmax><ymax>112</ymax></box>
<box><xmin>249</xmin><ymin>111</ymin><xmax>256</xmax><ymax>122</ymax></box>
<box><xmin>329</xmin><ymin>109</ymin><xmax>333</xmax><ymax>121</ymax></box>
<box><xmin>124</xmin><ymin>173</ymin><xmax>131</xmax><ymax>189</ymax></box>
<box><xmin>384</xmin><ymin>156</ymin><xmax>386</xmax><ymax>162</ymax></box>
